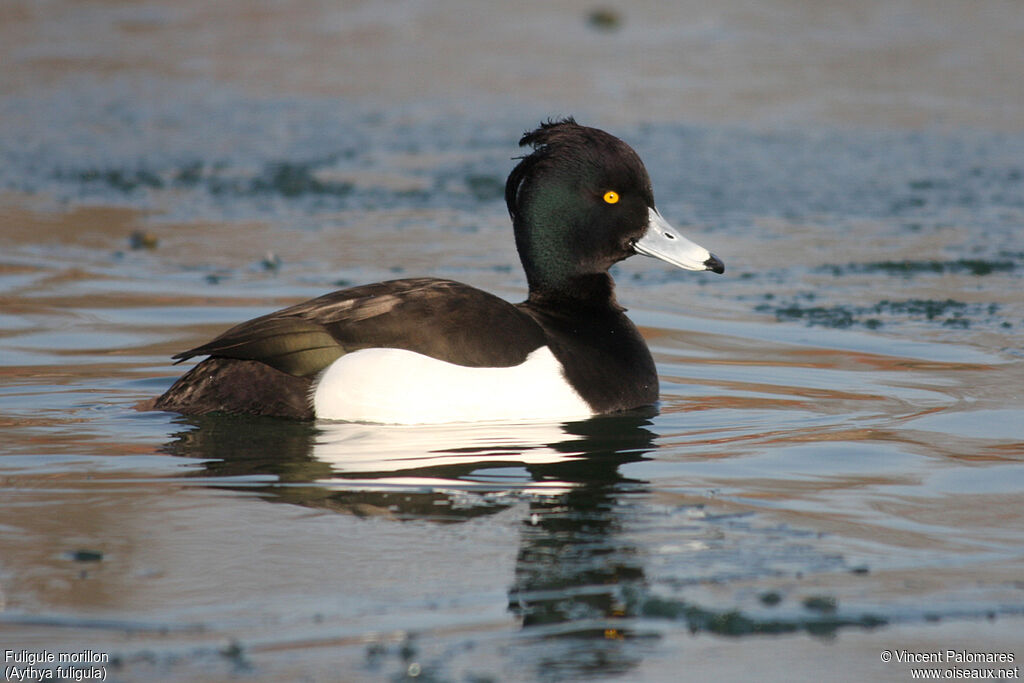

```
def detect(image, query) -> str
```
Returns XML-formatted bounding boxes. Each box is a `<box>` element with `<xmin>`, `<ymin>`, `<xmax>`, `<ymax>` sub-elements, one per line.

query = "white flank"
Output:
<box><xmin>312</xmin><ymin>346</ymin><xmax>593</xmax><ymax>424</ymax></box>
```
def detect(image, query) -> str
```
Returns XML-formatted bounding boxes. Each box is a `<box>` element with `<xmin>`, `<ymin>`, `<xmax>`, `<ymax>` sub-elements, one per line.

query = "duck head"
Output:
<box><xmin>506</xmin><ymin>118</ymin><xmax>723</xmax><ymax>302</ymax></box>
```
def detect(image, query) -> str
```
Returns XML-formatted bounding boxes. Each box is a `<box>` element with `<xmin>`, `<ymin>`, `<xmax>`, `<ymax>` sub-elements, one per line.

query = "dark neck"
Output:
<box><xmin>526</xmin><ymin>272</ymin><xmax>623</xmax><ymax>313</ymax></box>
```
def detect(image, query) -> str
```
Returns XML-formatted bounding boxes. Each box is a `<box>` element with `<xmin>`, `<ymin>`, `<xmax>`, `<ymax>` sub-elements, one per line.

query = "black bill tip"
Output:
<box><xmin>705</xmin><ymin>254</ymin><xmax>725</xmax><ymax>274</ymax></box>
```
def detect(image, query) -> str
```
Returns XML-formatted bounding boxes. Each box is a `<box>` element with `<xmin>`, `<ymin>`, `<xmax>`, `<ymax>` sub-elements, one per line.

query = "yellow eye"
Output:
<box><xmin>603</xmin><ymin>190</ymin><xmax>620</xmax><ymax>204</ymax></box>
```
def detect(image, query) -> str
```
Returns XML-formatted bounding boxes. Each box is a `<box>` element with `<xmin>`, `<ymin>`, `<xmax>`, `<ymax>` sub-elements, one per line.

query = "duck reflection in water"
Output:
<box><xmin>162</xmin><ymin>413</ymin><xmax>657</xmax><ymax>673</ymax></box>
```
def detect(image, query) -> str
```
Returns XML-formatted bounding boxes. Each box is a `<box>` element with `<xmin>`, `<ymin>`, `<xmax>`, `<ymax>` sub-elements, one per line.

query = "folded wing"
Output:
<box><xmin>154</xmin><ymin>278</ymin><xmax>546</xmax><ymax>418</ymax></box>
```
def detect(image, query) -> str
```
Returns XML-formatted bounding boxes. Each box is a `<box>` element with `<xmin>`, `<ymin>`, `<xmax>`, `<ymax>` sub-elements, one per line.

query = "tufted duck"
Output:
<box><xmin>150</xmin><ymin>119</ymin><xmax>724</xmax><ymax>422</ymax></box>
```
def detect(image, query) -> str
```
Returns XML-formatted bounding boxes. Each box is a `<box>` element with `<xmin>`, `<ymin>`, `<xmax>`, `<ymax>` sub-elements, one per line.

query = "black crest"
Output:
<box><xmin>504</xmin><ymin>118</ymin><xmax>649</xmax><ymax>220</ymax></box>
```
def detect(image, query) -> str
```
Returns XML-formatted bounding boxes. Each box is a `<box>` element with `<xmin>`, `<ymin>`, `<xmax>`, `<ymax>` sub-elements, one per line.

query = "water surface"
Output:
<box><xmin>2</xmin><ymin>2</ymin><xmax>1023</xmax><ymax>681</ymax></box>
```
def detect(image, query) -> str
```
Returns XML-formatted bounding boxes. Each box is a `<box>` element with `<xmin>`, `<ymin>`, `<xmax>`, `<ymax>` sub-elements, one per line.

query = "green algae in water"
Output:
<box><xmin>66</xmin><ymin>549</ymin><xmax>104</xmax><ymax>563</ymax></box>
<box><xmin>758</xmin><ymin>298</ymin><xmax>1002</xmax><ymax>330</ymax></box>
<box><xmin>819</xmin><ymin>259</ymin><xmax>1017</xmax><ymax>277</ymax></box>
<box><xmin>464</xmin><ymin>174</ymin><xmax>505</xmax><ymax>201</ymax></box>
<box><xmin>249</xmin><ymin>161</ymin><xmax>354</xmax><ymax>198</ymax></box>
<box><xmin>802</xmin><ymin>595</ymin><xmax>838</xmax><ymax>614</ymax></box>
<box><xmin>62</xmin><ymin>167</ymin><xmax>165</xmax><ymax>193</ymax></box>
<box><xmin>765</xmin><ymin>304</ymin><xmax>858</xmax><ymax>328</ymax></box>
<box><xmin>637</xmin><ymin>594</ymin><xmax>885</xmax><ymax>637</ymax></box>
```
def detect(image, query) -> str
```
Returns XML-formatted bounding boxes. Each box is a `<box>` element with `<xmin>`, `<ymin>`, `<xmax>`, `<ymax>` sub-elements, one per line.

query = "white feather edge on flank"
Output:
<box><xmin>311</xmin><ymin>346</ymin><xmax>593</xmax><ymax>424</ymax></box>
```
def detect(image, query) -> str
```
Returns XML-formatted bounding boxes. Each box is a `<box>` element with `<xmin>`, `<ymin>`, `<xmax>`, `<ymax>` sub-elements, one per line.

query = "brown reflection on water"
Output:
<box><xmin>3</xmin><ymin>0</ymin><xmax>1023</xmax><ymax>129</ymax></box>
